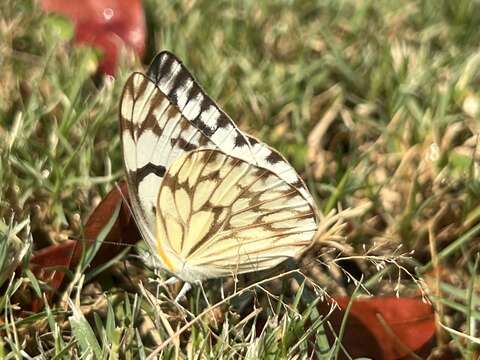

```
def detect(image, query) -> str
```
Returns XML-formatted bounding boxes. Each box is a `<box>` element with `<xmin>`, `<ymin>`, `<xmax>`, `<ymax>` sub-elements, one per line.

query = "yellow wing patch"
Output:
<box><xmin>155</xmin><ymin>149</ymin><xmax>318</xmax><ymax>279</ymax></box>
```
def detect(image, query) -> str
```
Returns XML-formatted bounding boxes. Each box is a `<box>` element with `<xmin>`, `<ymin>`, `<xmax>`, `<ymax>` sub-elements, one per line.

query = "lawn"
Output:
<box><xmin>1</xmin><ymin>0</ymin><xmax>479</xmax><ymax>358</ymax></box>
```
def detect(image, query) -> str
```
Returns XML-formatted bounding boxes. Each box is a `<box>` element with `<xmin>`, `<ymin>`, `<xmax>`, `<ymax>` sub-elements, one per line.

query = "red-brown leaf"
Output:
<box><xmin>83</xmin><ymin>181</ymin><xmax>140</xmax><ymax>267</ymax></box>
<box><xmin>41</xmin><ymin>0</ymin><xmax>146</xmax><ymax>74</ymax></box>
<box><xmin>28</xmin><ymin>181</ymin><xmax>140</xmax><ymax>311</ymax></box>
<box><xmin>319</xmin><ymin>296</ymin><xmax>436</xmax><ymax>359</ymax></box>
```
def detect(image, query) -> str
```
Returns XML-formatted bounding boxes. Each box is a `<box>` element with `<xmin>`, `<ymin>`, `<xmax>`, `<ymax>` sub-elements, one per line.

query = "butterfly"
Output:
<box><xmin>119</xmin><ymin>51</ymin><xmax>318</xmax><ymax>284</ymax></box>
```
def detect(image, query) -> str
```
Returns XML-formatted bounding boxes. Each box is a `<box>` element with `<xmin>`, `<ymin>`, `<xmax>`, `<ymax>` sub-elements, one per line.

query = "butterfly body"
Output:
<box><xmin>119</xmin><ymin>51</ymin><xmax>318</xmax><ymax>282</ymax></box>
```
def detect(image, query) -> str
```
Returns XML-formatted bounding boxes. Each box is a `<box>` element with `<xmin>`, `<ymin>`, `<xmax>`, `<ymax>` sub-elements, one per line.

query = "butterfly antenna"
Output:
<box><xmin>114</xmin><ymin>181</ymin><xmax>136</xmax><ymax>219</ymax></box>
<box><xmin>67</xmin><ymin>235</ymin><xmax>136</xmax><ymax>248</ymax></box>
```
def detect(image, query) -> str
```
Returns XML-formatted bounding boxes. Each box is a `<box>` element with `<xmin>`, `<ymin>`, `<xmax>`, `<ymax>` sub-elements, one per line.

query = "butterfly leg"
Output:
<box><xmin>175</xmin><ymin>282</ymin><xmax>192</xmax><ymax>302</ymax></box>
<box><xmin>163</xmin><ymin>276</ymin><xmax>179</xmax><ymax>286</ymax></box>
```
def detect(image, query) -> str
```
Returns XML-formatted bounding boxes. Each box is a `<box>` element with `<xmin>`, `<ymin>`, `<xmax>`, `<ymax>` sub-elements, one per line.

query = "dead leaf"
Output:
<box><xmin>28</xmin><ymin>181</ymin><xmax>140</xmax><ymax>311</ymax></box>
<box><xmin>41</xmin><ymin>0</ymin><xmax>146</xmax><ymax>74</ymax></box>
<box><xmin>319</xmin><ymin>296</ymin><xmax>436</xmax><ymax>359</ymax></box>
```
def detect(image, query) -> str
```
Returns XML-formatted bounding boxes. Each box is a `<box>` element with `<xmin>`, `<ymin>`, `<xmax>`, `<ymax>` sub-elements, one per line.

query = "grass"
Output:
<box><xmin>1</xmin><ymin>0</ymin><xmax>480</xmax><ymax>358</ymax></box>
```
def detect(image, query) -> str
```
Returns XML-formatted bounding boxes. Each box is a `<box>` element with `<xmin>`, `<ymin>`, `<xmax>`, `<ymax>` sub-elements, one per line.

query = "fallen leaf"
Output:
<box><xmin>41</xmin><ymin>0</ymin><xmax>146</xmax><ymax>74</ymax></box>
<box><xmin>319</xmin><ymin>296</ymin><xmax>436</xmax><ymax>359</ymax></box>
<box><xmin>83</xmin><ymin>181</ymin><xmax>140</xmax><ymax>268</ymax></box>
<box><xmin>29</xmin><ymin>239</ymin><xmax>77</xmax><ymax>312</ymax></box>
<box><xmin>28</xmin><ymin>181</ymin><xmax>140</xmax><ymax>311</ymax></box>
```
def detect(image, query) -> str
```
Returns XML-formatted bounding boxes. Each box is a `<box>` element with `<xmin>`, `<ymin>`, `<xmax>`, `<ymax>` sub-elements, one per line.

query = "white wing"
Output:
<box><xmin>119</xmin><ymin>50</ymin><xmax>317</xmax><ymax>276</ymax></box>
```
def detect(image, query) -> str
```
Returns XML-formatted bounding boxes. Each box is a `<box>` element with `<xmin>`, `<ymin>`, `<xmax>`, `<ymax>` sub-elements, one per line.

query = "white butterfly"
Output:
<box><xmin>119</xmin><ymin>51</ymin><xmax>318</xmax><ymax>284</ymax></box>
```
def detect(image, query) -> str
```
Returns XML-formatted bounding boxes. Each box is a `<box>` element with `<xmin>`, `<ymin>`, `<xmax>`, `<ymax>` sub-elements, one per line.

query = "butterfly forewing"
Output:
<box><xmin>147</xmin><ymin>51</ymin><xmax>315</xmax><ymax>207</ymax></box>
<box><xmin>155</xmin><ymin>149</ymin><xmax>317</xmax><ymax>281</ymax></box>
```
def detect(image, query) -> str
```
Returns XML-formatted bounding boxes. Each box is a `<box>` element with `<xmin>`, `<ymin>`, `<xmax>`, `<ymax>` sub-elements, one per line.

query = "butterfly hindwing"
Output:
<box><xmin>155</xmin><ymin>149</ymin><xmax>317</xmax><ymax>280</ymax></box>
